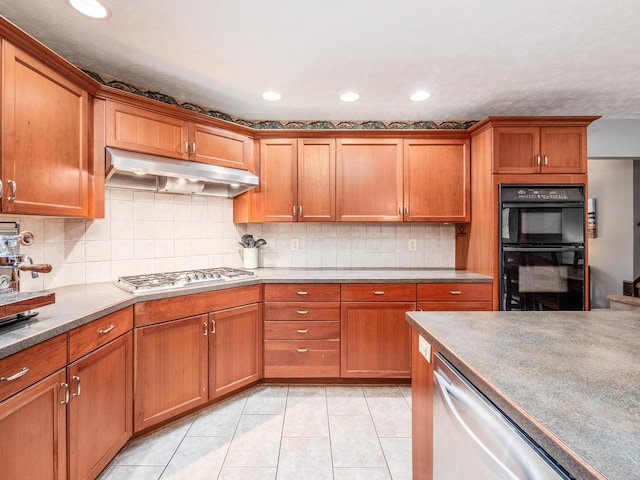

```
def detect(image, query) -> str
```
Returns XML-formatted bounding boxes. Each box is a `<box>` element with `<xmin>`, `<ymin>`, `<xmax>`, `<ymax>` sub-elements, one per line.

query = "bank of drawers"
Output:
<box><xmin>263</xmin><ymin>284</ymin><xmax>340</xmax><ymax>378</ymax></box>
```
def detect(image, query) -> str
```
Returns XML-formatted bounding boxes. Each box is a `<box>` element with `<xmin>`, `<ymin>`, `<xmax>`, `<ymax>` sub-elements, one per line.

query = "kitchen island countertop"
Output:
<box><xmin>406</xmin><ymin>310</ymin><xmax>640</xmax><ymax>480</ymax></box>
<box><xmin>0</xmin><ymin>268</ymin><xmax>490</xmax><ymax>359</ymax></box>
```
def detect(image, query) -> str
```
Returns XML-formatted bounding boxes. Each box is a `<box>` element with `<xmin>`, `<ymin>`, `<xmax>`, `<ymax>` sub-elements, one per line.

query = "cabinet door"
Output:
<box><xmin>337</xmin><ymin>138</ymin><xmax>403</xmax><ymax>221</ymax></box>
<box><xmin>403</xmin><ymin>139</ymin><xmax>470</xmax><ymax>222</ymax></box>
<box><xmin>209</xmin><ymin>304</ymin><xmax>262</xmax><ymax>399</ymax></box>
<box><xmin>492</xmin><ymin>127</ymin><xmax>540</xmax><ymax>174</ymax></box>
<box><xmin>191</xmin><ymin>124</ymin><xmax>252</xmax><ymax>170</ymax></box>
<box><xmin>540</xmin><ymin>127</ymin><xmax>586</xmax><ymax>174</ymax></box>
<box><xmin>297</xmin><ymin>138</ymin><xmax>336</xmax><ymax>221</ymax></box>
<box><xmin>105</xmin><ymin>100</ymin><xmax>189</xmax><ymax>159</ymax></box>
<box><xmin>341</xmin><ymin>301</ymin><xmax>414</xmax><ymax>378</ymax></box>
<box><xmin>134</xmin><ymin>315</ymin><xmax>208</xmax><ymax>431</ymax></box>
<box><xmin>259</xmin><ymin>138</ymin><xmax>298</xmax><ymax>221</ymax></box>
<box><xmin>2</xmin><ymin>41</ymin><xmax>89</xmax><ymax>216</ymax></box>
<box><xmin>0</xmin><ymin>370</ymin><xmax>67</xmax><ymax>480</ymax></box>
<box><xmin>67</xmin><ymin>332</ymin><xmax>132</xmax><ymax>480</ymax></box>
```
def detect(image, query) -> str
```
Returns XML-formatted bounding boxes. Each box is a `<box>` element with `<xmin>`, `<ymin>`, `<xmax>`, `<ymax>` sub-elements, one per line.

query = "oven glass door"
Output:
<box><xmin>501</xmin><ymin>205</ymin><xmax>584</xmax><ymax>245</ymax></box>
<box><xmin>501</xmin><ymin>247</ymin><xmax>585</xmax><ymax>311</ymax></box>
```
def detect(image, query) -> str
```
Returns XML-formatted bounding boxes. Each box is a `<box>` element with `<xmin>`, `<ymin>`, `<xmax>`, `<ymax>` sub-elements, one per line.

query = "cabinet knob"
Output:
<box><xmin>296</xmin><ymin>310</ymin><xmax>309</xmax><ymax>315</ymax></box>
<box><xmin>296</xmin><ymin>348</ymin><xmax>309</xmax><ymax>353</ymax></box>
<box><xmin>449</xmin><ymin>291</ymin><xmax>462</xmax><ymax>295</ymax></box>
<box><xmin>296</xmin><ymin>329</ymin><xmax>309</xmax><ymax>334</ymax></box>
<box><xmin>536</xmin><ymin>155</ymin><xmax>541</xmax><ymax>167</ymax></box>
<box><xmin>544</xmin><ymin>155</ymin><xmax>549</xmax><ymax>166</ymax></box>
<box><xmin>297</xmin><ymin>291</ymin><xmax>308</xmax><ymax>295</ymax></box>
<box><xmin>373</xmin><ymin>291</ymin><xmax>385</xmax><ymax>295</ymax></box>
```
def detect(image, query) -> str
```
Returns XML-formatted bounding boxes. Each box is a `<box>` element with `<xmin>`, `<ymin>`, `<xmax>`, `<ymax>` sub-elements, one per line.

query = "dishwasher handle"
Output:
<box><xmin>434</xmin><ymin>368</ymin><xmax>521</xmax><ymax>480</ymax></box>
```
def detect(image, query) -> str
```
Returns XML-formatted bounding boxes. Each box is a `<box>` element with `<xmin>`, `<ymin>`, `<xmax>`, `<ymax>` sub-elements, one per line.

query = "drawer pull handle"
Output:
<box><xmin>0</xmin><ymin>366</ymin><xmax>29</xmax><ymax>382</ymax></box>
<box><xmin>60</xmin><ymin>382</ymin><xmax>70</xmax><ymax>405</ymax></box>
<box><xmin>449</xmin><ymin>291</ymin><xmax>462</xmax><ymax>295</ymax></box>
<box><xmin>296</xmin><ymin>310</ymin><xmax>309</xmax><ymax>315</ymax></box>
<box><xmin>296</xmin><ymin>329</ymin><xmax>309</xmax><ymax>334</ymax></box>
<box><xmin>297</xmin><ymin>291</ymin><xmax>309</xmax><ymax>295</ymax></box>
<box><xmin>98</xmin><ymin>324</ymin><xmax>116</xmax><ymax>334</ymax></box>
<box><xmin>72</xmin><ymin>375</ymin><xmax>81</xmax><ymax>398</ymax></box>
<box><xmin>373</xmin><ymin>291</ymin><xmax>385</xmax><ymax>295</ymax></box>
<box><xmin>296</xmin><ymin>348</ymin><xmax>309</xmax><ymax>353</ymax></box>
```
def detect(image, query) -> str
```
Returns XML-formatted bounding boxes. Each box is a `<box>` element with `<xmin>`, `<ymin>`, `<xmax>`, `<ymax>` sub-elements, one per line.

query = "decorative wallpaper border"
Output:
<box><xmin>85</xmin><ymin>71</ymin><xmax>478</xmax><ymax>130</ymax></box>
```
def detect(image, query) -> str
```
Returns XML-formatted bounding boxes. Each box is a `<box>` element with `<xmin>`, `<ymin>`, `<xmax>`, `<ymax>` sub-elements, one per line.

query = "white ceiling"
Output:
<box><xmin>2</xmin><ymin>0</ymin><xmax>640</xmax><ymax>122</ymax></box>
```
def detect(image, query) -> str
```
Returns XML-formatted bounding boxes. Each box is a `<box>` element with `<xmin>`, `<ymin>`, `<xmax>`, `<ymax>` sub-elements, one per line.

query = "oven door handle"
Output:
<box><xmin>501</xmin><ymin>202</ymin><xmax>583</xmax><ymax>209</ymax></box>
<box><xmin>503</xmin><ymin>246</ymin><xmax>584</xmax><ymax>253</ymax></box>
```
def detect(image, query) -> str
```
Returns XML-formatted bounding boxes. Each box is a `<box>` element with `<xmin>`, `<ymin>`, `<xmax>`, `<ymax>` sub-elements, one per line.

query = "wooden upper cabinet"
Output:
<box><xmin>252</xmin><ymin>138</ymin><xmax>336</xmax><ymax>222</ymax></box>
<box><xmin>105</xmin><ymin>100</ymin><xmax>254</xmax><ymax>171</ymax></box>
<box><xmin>105</xmin><ymin>100</ymin><xmax>190</xmax><ymax>159</ymax></box>
<box><xmin>297</xmin><ymin>138</ymin><xmax>336</xmax><ymax>222</ymax></box>
<box><xmin>337</xmin><ymin>138</ymin><xmax>403</xmax><ymax>222</ymax></box>
<box><xmin>258</xmin><ymin>138</ymin><xmax>298</xmax><ymax>222</ymax></box>
<box><xmin>403</xmin><ymin>138</ymin><xmax>470</xmax><ymax>222</ymax></box>
<box><xmin>190</xmin><ymin>123</ymin><xmax>252</xmax><ymax>170</ymax></box>
<box><xmin>493</xmin><ymin>125</ymin><xmax>587</xmax><ymax>174</ymax></box>
<box><xmin>1</xmin><ymin>40</ymin><xmax>90</xmax><ymax>216</ymax></box>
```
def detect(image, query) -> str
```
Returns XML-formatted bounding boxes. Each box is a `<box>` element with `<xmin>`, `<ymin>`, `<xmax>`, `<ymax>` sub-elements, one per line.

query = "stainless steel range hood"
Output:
<box><xmin>105</xmin><ymin>147</ymin><xmax>259</xmax><ymax>198</ymax></box>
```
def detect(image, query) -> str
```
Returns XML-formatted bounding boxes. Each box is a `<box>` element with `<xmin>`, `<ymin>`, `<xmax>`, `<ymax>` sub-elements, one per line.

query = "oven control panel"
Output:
<box><xmin>501</xmin><ymin>185</ymin><xmax>584</xmax><ymax>203</ymax></box>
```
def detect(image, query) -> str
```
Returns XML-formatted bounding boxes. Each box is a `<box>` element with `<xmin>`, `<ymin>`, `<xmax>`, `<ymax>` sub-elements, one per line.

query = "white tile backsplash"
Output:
<box><xmin>6</xmin><ymin>188</ymin><xmax>457</xmax><ymax>292</ymax></box>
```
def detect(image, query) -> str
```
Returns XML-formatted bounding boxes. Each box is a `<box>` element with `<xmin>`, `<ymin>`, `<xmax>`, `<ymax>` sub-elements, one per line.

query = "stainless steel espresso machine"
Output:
<box><xmin>0</xmin><ymin>221</ymin><xmax>54</xmax><ymax>327</ymax></box>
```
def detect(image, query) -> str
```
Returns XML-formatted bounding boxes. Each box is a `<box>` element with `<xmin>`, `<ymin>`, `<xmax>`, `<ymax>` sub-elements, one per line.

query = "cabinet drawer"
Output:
<box><xmin>264</xmin><ymin>321</ymin><xmax>340</xmax><ymax>340</ymax></box>
<box><xmin>134</xmin><ymin>284</ymin><xmax>261</xmax><ymax>327</ymax></box>
<box><xmin>69</xmin><ymin>306</ymin><xmax>133</xmax><ymax>362</ymax></box>
<box><xmin>0</xmin><ymin>334</ymin><xmax>67</xmax><ymax>402</ymax></box>
<box><xmin>264</xmin><ymin>340</ymin><xmax>340</xmax><ymax>378</ymax></box>
<box><xmin>417</xmin><ymin>283</ymin><xmax>492</xmax><ymax>302</ymax></box>
<box><xmin>341</xmin><ymin>283</ymin><xmax>416</xmax><ymax>302</ymax></box>
<box><xmin>264</xmin><ymin>284</ymin><xmax>340</xmax><ymax>302</ymax></box>
<box><xmin>418</xmin><ymin>301</ymin><xmax>493</xmax><ymax>311</ymax></box>
<box><xmin>263</xmin><ymin>302</ymin><xmax>340</xmax><ymax>321</ymax></box>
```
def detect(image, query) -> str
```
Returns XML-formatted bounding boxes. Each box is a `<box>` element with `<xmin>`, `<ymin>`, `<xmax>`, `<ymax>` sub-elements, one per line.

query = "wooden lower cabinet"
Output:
<box><xmin>0</xmin><ymin>369</ymin><xmax>67</xmax><ymax>480</ymax></box>
<box><xmin>134</xmin><ymin>315</ymin><xmax>208</xmax><ymax>432</ymax></box>
<box><xmin>209</xmin><ymin>303</ymin><xmax>262</xmax><ymax>399</ymax></box>
<box><xmin>67</xmin><ymin>332</ymin><xmax>132</xmax><ymax>480</ymax></box>
<box><xmin>341</xmin><ymin>301</ymin><xmax>415</xmax><ymax>378</ymax></box>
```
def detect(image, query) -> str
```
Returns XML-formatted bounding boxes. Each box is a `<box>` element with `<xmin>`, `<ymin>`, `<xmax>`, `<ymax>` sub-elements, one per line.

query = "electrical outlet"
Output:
<box><xmin>408</xmin><ymin>239</ymin><xmax>417</xmax><ymax>251</ymax></box>
<box><xmin>291</xmin><ymin>238</ymin><xmax>300</xmax><ymax>251</ymax></box>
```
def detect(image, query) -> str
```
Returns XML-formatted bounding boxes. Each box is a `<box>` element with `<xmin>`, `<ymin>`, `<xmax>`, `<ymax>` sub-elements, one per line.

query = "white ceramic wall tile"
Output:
<box><xmin>1</xmin><ymin>187</ymin><xmax>456</xmax><ymax>288</ymax></box>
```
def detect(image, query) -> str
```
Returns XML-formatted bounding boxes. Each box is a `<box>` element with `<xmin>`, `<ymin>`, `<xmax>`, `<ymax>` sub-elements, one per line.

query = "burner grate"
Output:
<box><xmin>114</xmin><ymin>267</ymin><xmax>256</xmax><ymax>293</ymax></box>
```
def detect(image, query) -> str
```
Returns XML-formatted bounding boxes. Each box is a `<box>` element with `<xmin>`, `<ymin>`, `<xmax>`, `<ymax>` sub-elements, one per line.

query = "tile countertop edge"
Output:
<box><xmin>0</xmin><ymin>268</ymin><xmax>491</xmax><ymax>359</ymax></box>
<box><xmin>405</xmin><ymin>312</ymin><xmax>624</xmax><ymax>480</ymax></box>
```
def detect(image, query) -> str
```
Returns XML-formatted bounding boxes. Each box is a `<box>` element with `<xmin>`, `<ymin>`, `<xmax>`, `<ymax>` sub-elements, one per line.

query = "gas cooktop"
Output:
<box><xmin>114</xmin><ymin>267</ymin><xmax>257</xmax><ymax>293</ymax></box>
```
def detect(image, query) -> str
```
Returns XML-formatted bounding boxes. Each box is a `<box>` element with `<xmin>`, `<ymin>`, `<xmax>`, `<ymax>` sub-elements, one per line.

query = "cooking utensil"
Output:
<box><xmin>241</xmin><ymin>234</ymin><xmax>254</xmax><ymax>247</ymax></box>
<box><xmin>254</xmin><ymin>239</ymin><xmax>267</xmax><ymax>247</ymax></box>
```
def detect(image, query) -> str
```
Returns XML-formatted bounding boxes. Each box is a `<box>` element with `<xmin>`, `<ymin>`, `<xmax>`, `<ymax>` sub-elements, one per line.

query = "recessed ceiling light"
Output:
<box><xmin>68</xmin><ymin>0</ymin><xmax>110</xmax><ymax>19</ymax></box>
<box><xmin>410</xmin><ymin>91</ymin><xmax>431</xmax><ymax>102</ymax></box>
<box><xmin>262</xmin><ymin>91</ymin><xmax>281</xmax><ymax>101</ymax></box>
<box><xmin>340</xmin><ymin>92</ymin><xmax>360</xmax><ymax>102</ymax></box>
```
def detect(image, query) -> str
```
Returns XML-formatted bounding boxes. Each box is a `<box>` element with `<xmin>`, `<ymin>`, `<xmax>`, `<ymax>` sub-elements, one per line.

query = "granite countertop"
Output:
<box><xmin>406</xmin><ymin>310</ymin><xmax>640</xmax><ymax>480</ymax></box>
<box><xmin>0</xmin><ymin>268</ymin><xmax>491</xmax><ymax>359</ymax></box>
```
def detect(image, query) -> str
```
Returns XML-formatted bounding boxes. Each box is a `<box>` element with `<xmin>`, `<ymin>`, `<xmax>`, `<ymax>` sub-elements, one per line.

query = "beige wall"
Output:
<box><xmin>7</xmin><ymin>189</ymin><xmax>456</xmax><ymax>292</ymax></box>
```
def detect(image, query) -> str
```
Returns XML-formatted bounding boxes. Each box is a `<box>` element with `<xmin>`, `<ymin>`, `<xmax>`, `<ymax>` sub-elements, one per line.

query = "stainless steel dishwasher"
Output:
<box><xmin>433</xmin><ymin>353</ymin><xmax>571</xmax><ymax>479</ymax></box>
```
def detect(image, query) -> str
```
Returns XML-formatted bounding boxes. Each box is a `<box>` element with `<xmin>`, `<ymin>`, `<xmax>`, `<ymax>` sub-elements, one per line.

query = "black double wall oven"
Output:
<box><xmin>499</xmin><ymin>185</ymin><xmax>586</xmax><ymax>311</ymax></box>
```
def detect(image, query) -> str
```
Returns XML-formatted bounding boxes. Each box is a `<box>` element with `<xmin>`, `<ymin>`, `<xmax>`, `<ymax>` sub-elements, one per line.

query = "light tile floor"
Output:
<box><xmin>98</xmin><ymin>384</ymin><xmax>412</xmax><ymax>480</ymax></box>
